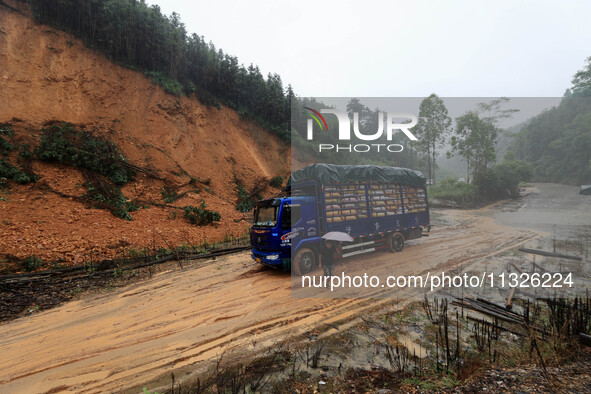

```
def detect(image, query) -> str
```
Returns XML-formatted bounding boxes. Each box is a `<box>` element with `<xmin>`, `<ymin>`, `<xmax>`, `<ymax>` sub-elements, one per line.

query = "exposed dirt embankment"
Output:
<box><xmin>0</xmin><ymin>2</ymin><xmax>289</xmax><ymax>269</ymax></box>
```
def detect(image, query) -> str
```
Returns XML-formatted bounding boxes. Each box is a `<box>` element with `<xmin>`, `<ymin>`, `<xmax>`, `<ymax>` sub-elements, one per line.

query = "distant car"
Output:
<box><xmin>426</xmin><ymin>179</ymin><xmax>435</xmax><ymax>185</ymax></box>
<box><xmin>580</xmin><ymin>185</ymin><xmax>591</xmax><ymax>195</ymax></box>
<box><xmin>458</xmin><ymin>177</ymin><xmax>466</xmax><ymax>183</ymax></box>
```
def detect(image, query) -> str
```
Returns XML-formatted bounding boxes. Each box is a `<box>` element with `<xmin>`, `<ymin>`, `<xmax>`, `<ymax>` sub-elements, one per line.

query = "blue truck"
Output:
<box><xmin>250</xmin><ymin>164</ymin><xmax>430</xmax><ymax>275</ymax></box>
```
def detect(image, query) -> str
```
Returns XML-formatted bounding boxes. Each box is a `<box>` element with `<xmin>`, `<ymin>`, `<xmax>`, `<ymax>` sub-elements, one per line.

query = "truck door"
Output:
<box><xmin>279</xmin><ymin>203</ymin><xmax>301</xmax><ymax>249</ymax></box>
<box><xmin>284</xmin><ymin>199</ymin><xmax>320</xmax><ymax>252</ymax></box>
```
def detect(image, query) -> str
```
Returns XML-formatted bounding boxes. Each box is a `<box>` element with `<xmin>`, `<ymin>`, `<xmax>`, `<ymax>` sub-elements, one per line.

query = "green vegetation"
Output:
<box><xmin>0</xmin><ymin>136</ymin><xmax>13</xmax><ymax>155</ymax></box>
<box><xmin>36</xmin><ymin>123</ymin><xmax>135</xmax><ymax>184</ymax></box>
<box><xmin>429</xmin><ymin>178</ymin><xmax>478</xmax><ymax>204</ymax></box>
<box><xmin>0</xmin><ymin>123</ymin><xmax>13</xmax><ymax>136</ymax></box>
<box><xmin>478</xmin><ymin>152</ymin><xmax>533</xmax><ymax>198</ymax></box>
<box><xmin>434</xmin><ymin>97</ymin><xmax>532</xmax><ymax>203</ymax></box>
<box><xmin>145</xmin><ymin>71</ymin><xmax>184</xmax><ymax>96</ymax></box>
<box><xmin>183</xmin><ymin>202</ymin><xmax>221</xmax><ymax>225</ymax></box>
<box><xmin>269</xmin><ymin>175</ymin><xmax>284</xmax><ymax>189</ymax></box>
<box><xmin>125</xmin><ymin>200</ymin><xmax>140</xmax><ymax>212</ymax></box>
<box><xmin>513</xmin><ymin>96</ymin><xmax>591</xmax><ymax>185</ymax></box>
<box><xmin>36</xmin><ymin>123</ymin><xmax>136</xmax><ymax>219</ymax></box>
<box><xmin>21</xmin><ymin>255</ymin><xmax>42</xmax><ymax>272</ymax></box>
<box><xmin>414</xmin><ymin>93</ymin><xmax>452</xmax><ymax>183</ymax></box>
<box><xmin>430</xmin><ymin>155</ymin><xmax>532</xmax><ymax>204</ymax></box>
<box><xmin>571</xmin><ymin>55</ymin><xmax>591</xmax><ymax>96</ymax></box>
<box><xmin>160</xmin><ymin>185</ymin><xmax>179</xmax><ymax>203</ymax></box>
<box><xmin>440</xmin><ymin>58</ymin><xmax>591</xmax><ymax>195</ymax></box>
<box><xmin>0</xmin><ymin>127</ymin><xmax>38</xmax><ymax>185</ymax></box>
<box><xmin>449</xmin><ymin>98</ymin><xmax>518</xmax><ymax>184</ymax></box>
<box><xmin>235</xmin><ymin>182</ymin><xmax>261</xmax><ymax>213</ymax></box>
<box><xmin>402</xmin><ymin>376</ymin><xmax>460</xmax><ymax>391</ymax></box>
<box><xmin>19</xmin><ymin>144</ymin><xmax>34</xmax><ymax>160</ymax></box>
<box><xmin>113</xmin><ymin>264</ymin><xmax>124</xmax><ymax>278</ymax></box>
<box><xmin>85</xmin><ymin>181</ymin><xmax>132</xmax><ymax>220</ymax></box>
<box><xmin>0</xmin><ymin>159</ymin><xmax>37</xmax><ymax>184</ymax></box>
<box><xmin>509</xmin><ymin>57</ymin><xmax>591</xmax><ymax>184</ymax></box>
<box><xmin>21</xmin><ymin>0</ymin><xmax>291</xmax><ymax>140</ymax></box>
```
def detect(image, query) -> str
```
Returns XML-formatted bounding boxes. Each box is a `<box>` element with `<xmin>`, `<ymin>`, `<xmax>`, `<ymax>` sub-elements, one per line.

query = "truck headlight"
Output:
<box><xmin>267</xmin><ymin>254</ymin><xmax>280</xmax><ymax>260</ymax></box>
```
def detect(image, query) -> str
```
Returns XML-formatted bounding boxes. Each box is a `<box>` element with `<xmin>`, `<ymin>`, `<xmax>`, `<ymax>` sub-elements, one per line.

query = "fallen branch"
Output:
<box><xmin>518</xmin><ymin>248</ymin><xmax>582</xmax><ymax>261</ymax></box>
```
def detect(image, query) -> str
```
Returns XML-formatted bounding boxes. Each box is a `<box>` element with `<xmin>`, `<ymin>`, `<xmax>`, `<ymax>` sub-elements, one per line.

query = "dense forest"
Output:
<box><xmin>16</xmin><ymin>0</ymin><xmax>292</xmax><ymax>140</ymax></box>
<box><xmin>512</xmin><ymin>57</ymin><xmax>591</xmax><ymax>185</ymax></box>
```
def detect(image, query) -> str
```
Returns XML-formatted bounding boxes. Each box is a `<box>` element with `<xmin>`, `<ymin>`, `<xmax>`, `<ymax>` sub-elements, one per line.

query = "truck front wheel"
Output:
<box><xmin>292</xmin><ymin>248</ymin><xmax>316</xmax><ymax>276</ymax></box>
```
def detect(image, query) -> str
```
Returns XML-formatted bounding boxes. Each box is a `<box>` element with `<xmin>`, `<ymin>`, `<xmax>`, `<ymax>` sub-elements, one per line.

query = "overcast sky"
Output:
<box><xmin>147</xmin><ymin>0</ymin><xmax>591</xmax><ymax>98</ymax></box>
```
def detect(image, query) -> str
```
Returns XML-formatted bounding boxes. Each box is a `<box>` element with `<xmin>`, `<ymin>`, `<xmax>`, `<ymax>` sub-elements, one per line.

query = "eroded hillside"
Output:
<box><xmin>0</xmin><ymin>1</ymin><xmax>289</xmax><ymax>271</ymax></box>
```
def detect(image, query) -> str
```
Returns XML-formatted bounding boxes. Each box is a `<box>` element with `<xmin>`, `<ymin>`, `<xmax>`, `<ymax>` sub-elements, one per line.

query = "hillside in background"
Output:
<box><xmin>513</xmin><ymin>95</ymin><xmax>591</xmax><ymax>185</ymax></box>
<box><xmin>509</xmin><ymin>56</ymin><xmax>591</xmax><ymax>185</ymax></box>
<box><xmin>0</xmin><ymin>1</ymin><xmax>289</xmax><ymax>272</ymax></box>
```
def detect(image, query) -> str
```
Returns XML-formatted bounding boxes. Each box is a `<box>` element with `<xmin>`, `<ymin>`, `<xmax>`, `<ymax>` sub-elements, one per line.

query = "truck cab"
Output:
<box><xmin>250</xmin><ymin>187</ymin><xmax>322</xmax><ymax>273</ymax></box>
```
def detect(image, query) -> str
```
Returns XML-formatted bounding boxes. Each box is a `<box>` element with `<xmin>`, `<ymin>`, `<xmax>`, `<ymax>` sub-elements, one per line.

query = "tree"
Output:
<box><xmin>571</xmin><ymin>56</ymin><xmax>591</xmax><ymax>96</ymax></box>
<box><xmin>479</xmin><ymin>152</ymin><xmax>533</xmax><ymax>198</ymax></box>
<box><xmin>450</xmin><ymin>111</ymin><xmax>497</xmax><ymax>183</ymax></box>
<box><xmin>414</xmin><ymin>94</ymin><xmax>451</xmax><ymax>183</ymax></box>
<box><xmin>476</xmin><ymin>97</ymin><xmax>519</xmax><ymax>129</ymax></box>
<box><xmin>449</xmin><ymin>98</ymin><xmax>518</xmax><ymax>183</ymax></box>
<box><xmin>346</xmin><ymin>98</ymin><xmax>376</xmax><ymax>132</ymax></box>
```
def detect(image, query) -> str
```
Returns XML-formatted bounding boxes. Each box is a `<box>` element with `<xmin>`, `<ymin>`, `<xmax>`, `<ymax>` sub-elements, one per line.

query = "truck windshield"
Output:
<box><xmin>254</xmin><ymin>206</ymin><xmax>277</xmax><ymax>227</ymax></box>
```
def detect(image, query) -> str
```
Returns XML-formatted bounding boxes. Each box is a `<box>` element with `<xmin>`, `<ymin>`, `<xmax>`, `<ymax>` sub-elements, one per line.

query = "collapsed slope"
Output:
<box><xmin>0</xmin><ymin>2</ymin><xmax>289</xmax><ymax>270</ymax></box>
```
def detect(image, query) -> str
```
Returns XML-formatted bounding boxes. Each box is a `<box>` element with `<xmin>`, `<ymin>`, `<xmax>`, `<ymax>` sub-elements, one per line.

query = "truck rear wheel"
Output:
<box><xmin>387</xmin><ymin>233</ymin><xmax>405</xmax><ymax>252</ymax></box>
<box><xmin>292</xmin><ymin>248</ymin><xmax>316</xmax><ymax>276</ymax></box>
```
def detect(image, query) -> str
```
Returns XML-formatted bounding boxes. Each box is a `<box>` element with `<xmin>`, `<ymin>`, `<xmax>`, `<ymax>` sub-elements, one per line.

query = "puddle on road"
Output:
<box><xmin>493</xmin><ymin>184</ymin><xmax>591</xmax><ymax>233</ymax></box>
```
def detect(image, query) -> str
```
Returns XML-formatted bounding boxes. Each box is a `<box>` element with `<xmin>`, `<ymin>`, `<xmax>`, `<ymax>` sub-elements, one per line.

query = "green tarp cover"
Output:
<box><xmin>288</xmin><ymin>164</ymin><xmax>426</xmax><ymax>188</ymax></box>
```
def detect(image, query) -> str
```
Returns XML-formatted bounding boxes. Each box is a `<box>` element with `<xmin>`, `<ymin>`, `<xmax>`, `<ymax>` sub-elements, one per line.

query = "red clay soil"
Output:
<box><xmin>0</xmin><ymin>1</ymin><xmax>290</xmax><ymax>271</ymax></box>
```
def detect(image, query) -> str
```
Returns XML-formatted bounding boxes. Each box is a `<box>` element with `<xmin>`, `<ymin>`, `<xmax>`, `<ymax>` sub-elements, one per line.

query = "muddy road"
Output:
<box><xmin>1</xmin><ymin>183</ymin><xmax>588</xmax><ymax>393</ymax></box>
